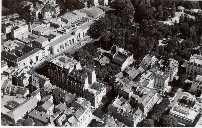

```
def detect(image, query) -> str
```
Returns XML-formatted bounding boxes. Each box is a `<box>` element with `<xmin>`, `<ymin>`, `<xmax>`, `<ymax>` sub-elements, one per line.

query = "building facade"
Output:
<box><xmin>165</xmin><ymin>59</ymin><xmax>179</xmax><ymax>81</ymax></box>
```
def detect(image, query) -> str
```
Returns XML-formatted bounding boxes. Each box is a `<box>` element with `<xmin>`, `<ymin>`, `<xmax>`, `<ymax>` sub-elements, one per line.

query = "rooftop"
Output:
<box><xmin>34</xmin><ymin>36</ymin><xmax>49</xmax><ymax>43</ymax></box>
<box><xmin>28</xmin><ymin>110</ymin><xmax>49</xmax><ymax>123</ymax></box>
<box><xmin>80</xmin><ymin>7</ymin><xmax>104</xmax><ymax>18</ymax></box>
<box><xmin>189</xmin><ymin>54</ymin><xmax>202</xmax><ymax>65</ymax></box>
<box><xmin>112</xmin><ymin>51</ymin><xmax>128</xmax><ymax>66</ymax></box>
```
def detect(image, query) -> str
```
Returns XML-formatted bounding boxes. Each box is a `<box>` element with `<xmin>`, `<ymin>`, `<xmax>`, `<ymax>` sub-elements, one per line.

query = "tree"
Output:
<box><xmin>137</xmin><ymin>119</ymin><xmax>154</xmax><ymax>127</ymax></box>
<box><xmin>15</xmin><ymin>119</ymin><xmax>24</xmax><ymax>126</ymax></box>
<box><xmin>159</xmin><ymin>115</ymin><xmax>178</xmax><ymax>127</ymax></box>
<box><xmin>171</xmin><ymin>2</ymin><xmax>176</xmax><ymax>17</ymax></box>
<box><xmin>23</xmin><ymin>118</ymin><xmax>34</xmax><ymax>126</ymax></box>
<box><xmin>65</xmin><ymin>0</ymin><xmax>85</xmax><ymax>10</ymax></box>
<box><xmin>111</xmin><ymin>0</ymin><xmax>135</xmax><ymax>21</ymax></box>
<box><xmin>156</xmin><ymin>6</ymin><xmax>164</xmax><ymax>20</ymax></box>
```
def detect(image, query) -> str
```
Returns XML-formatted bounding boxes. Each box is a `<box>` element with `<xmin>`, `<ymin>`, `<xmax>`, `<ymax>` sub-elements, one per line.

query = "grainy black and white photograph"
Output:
<box><xmin>1</xmin><ymin>0</ymin><xmax>202</xmax><ymax>127</ymax></box>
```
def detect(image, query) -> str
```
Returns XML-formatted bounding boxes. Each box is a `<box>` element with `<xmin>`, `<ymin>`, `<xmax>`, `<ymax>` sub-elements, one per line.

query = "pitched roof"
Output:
<box><xmin>74</xmin><ymin>107</ymin><xmax>85</xmax><ymax>120</ymax></box>
<box><xmin>28</xmin><ymin>110</ymin><xmax>49</xmax><ymax>123</ymax></box>
<box><xmin>17</xmin><ymin>48</ymin><xmax>41</xmax><ymax>62</ymax></box>
<box><xmin>38</xmin><ymin>100</ymin><xmax>54</xmax><ymax>112</ymax></box>
<box><xmin>1</xmin><ymin>51</ymin><xmax>18</xmax><ymax>61</ymax></box>
<box><xmin>7</xmin><ymin>97</ymin><xmax>39</xmax><ymax>121</ymax></box>
<box><xmin>112</xmin><ymin>51</ymin><xmax>128</xmax><ymax>66</ymax></box>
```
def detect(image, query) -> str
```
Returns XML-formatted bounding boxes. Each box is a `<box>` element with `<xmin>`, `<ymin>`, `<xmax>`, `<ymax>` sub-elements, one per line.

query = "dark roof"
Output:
<box><xmin>4</xmin><ymin>101</ymin><xmax>20</xmax><ymax>110</ymax></box>
<box><xmin>139</xmin><ymin>62</ymin><xmax>147</xmax><ymax>70</ymax></box>
<box><xmin>28</xmin><ymin>110</ymin><xmax>49</xmax><ymax>123</ymax></box>
<box><xmin>112</xmin><ymin>51</ymin><xmax>128</xmax><ymax>66</ymax></box>
<box><xmin>69</xmin><ymin>69</ymin><xmax>88</xmax><ymax>84</ymax></box>
<box><xmin>22</xmin><ymin>45</ymin><xmax>35</xmax><ymax>54</ymax></box>
<box><xmin>1</xmin><ymin>51</ymin><xmax>18</xmax><ymax>61</ymax></box>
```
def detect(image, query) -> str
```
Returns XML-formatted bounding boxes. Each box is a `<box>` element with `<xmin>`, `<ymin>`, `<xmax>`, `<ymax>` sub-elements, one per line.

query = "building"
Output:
<box><xmin>55</xmin><ymin>97</ymin><xmax>92</xmax><ymax>127</ymax></box>
<box><xmin>61</xmin><ymin>10</ymin><xmax>86</xmax><ymax>24</ymax></box>
<box><xmin>2</xmin><ymin>45</ymin><xmax>43</xmax><ymax>67</ymax></box>
<box><xmin>11</xmin><ymin>24</ymin><xmax>29</xmax><ymax>39</ymax></box>
<box><xmin>124</xmin><ymin>67</ymin><xmax>140</xmax><ymax>80</ymax></box>
<box><xmin>108</xmin><ymin>96</ymin><xmax>143</xmax><ymax>127</ymax></box>
<box><xmin>81</xmin><ymin>7</ymin><xmax>105</xmax><ymax>20</ymax></box>
<box><xmin>133</xmin><ymin>89</ymin><xmax>161</xmax><ymax>117</ymax></box>
<box><xmin>169</xmin><ymin>90</ymin><xmax>202</xmax><ymax>126</ymax></box>
<box><xmin>48</xmin><ymin>55</ymin><xmax>82</xmax><ymax>85</ymax></box>
<box><xmin>10</xmin><ymin>85</ymin><xmax>29</xmax><ymax>98</ymax></box>
<box><xmin>37</xmin><ymin>100</ymin><xmax>54</xmax><ymax>114</ymax></box>
<box><xmin>165</xmin><ymin>58</ymin><xmax>179</xmax><ymax>81</ymax></box>
<box><xmin>1</xmin><ymin>60</ymin><xmax>8</xmax><ymax>73</ymax></box>
<box><xmin>52</xmin><ymin>87</ymin><xmax>76</xmax><ymax>105</ymax></box>
<box><xmin>28</xmin><ymin>110</ymin><xmax>50</xmax><ymax>125</ymax></box>
<box><xmin>190</xmin><ymin>75</ymin><xmax>202</xmax><ymax>94</ymax></box>
<box><xmin>186</xmin><ymin>54</ymin><xmax>202</xmax><ymax>77</ymax></box>
<box><xmin>12</xmin><ymin>70</ymin><xmax>31</xmax><ymax>87</ymax></box>
<box><xmin>48</xmin><ymin>55</ymin><xmax>107</xmax><ymax>108</ymax></box>
<box><xmin>111</xmin><ymin>45</ymin><xmax>134</xmax><ymax>71</ymax></box>
<box><xmin>2</xmin><ymin>96</ymin><xmax>39</xmax><ymax>123</ymax></box>
<box><xmin>154</xmin><ymin>71</ymin><xmax>170</xmax><ymax>95</ymax></box>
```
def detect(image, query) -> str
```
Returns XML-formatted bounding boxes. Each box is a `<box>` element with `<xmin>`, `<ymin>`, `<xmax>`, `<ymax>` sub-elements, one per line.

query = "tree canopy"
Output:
<box><xmin>159</xmin><ymin>115</ymin><xmax>178</xmax><ymax>127</ymax></box>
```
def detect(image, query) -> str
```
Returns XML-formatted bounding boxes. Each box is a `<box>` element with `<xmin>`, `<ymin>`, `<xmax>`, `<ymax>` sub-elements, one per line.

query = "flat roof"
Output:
<box><xmin>49</xmin><ymin>32</ymin><xmax>73</xmax><ymax>46</ymax></box>
<box><xmin>34</xmin><ymin>36</ymin><xmax>49</xmax><ymax>43</ymax></box>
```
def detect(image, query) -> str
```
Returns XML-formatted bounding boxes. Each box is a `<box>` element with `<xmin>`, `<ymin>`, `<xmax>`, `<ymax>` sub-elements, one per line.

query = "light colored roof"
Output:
<box><xmin>34</xmin><ymin>36</ymin><xmax>48</xmax><ymax>43</ymax></box>
<box><xmin>7</xmin><ymin>97</ymin><xmax>39</xmax><ymax>121</ymax></box>
<box><xmin>80</xmin><ymin>7</ymin><xmax>104</xmax><ymax>18</ymax></box>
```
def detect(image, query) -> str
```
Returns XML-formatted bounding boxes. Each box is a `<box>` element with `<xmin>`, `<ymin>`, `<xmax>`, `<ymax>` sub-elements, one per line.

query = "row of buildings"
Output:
<box><xmin>1</xmin><ymin>5</ymin><xmax>106</xmax><ymax>67</ymax></box>
<box><xmin>47</xmin><ymin>55</ymin><xmax>107</xmax><ymax>108</ymax></box>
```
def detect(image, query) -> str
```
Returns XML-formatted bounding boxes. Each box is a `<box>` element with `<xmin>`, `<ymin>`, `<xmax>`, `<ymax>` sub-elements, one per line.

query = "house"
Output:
<box><xmin>108</xmin><ymin>96</ymin><xmax>144</xmax><ymax>127</ymax></box>
<box><xmin>28</xmin><ymin>110</ymin><xmax>50</xmax><ymax>125</ymax></box>
<box><xmin>154</xmin><ymin>71</ymin><xmax>170</xmax><ymax>95</ymax></box>
<box><xmin>1</xmin><ymin>78</ymin><xmax>12</xmax><ymax>95</ymax></box>
<box><xmin>48</xmin><ymin>55</ymin><xmax>82</xmax><ymax>85</ymax></box>
<box><xmin>10</xmin><ymin>85</ymin><xmax>29</xmax><ymax>98</ymax></box>
<box><xmin>37</xmin><ymin>100</ymin><xmax>54</xmax><ymax>114</ymax></box>
<box><xmin>12</xmin><ymin>72</ymin><xmax>31</xmax><ymax>87</ymax></box>
<box><xmin>55</xmin><ymin>97</ymin><xmax>92</xmax><ymax>127</ymax></box>
<box><xmin>49</xmin><ymin>18</ymin><xmax>66</xmax><ymax>28</ymax></box>
<box><xmin>190</xmin><ymin>75</ymin><xmax>202</xmax><ymax>94</ymax></box>
<box><xmin>111</xmin><ymin>45</ymin><xmax>134</xmax><ymax>71</ymax></box>
<box><xmin>52</xmin><ymin>87</ymin><xmax>76</xmax><ymax>105</ymax></box>
<box><xmin>11</xmin><ymin>24</ymin><xmax>29</xmax><ymax>39</ymax></box>
<box><xmin>61</xmin><ymin>10</ymin><xmax>86</xmax><ymax>24</ymax></box>
<box><xmin>54</xmin><ymin>103</ymin><xmax>68</xmax><ymax>113</ymax></box>
<box><xmin>2</xmin><ymin>96</ymin><xmax>39</xmax><ymax>123</ymax></box>
<box><xmin>1</xmin><ymin>46</ymin><xmax>43</xmax><ymax>67</ymax></box>
<box><xmin>169</xmin><ymin>89</ymin><xmax>202</xmax><ymax>126</ymax></box>
<box><xmin>1</xmin><ymin>60</ymin><xmax>8</xmax><ymax>73</ymax></box>
<box><xmin>135</xmin><ymin>90</ymin><xmax>161</xmax><ymax>116</ymax></box>
<box><xmin>81</xmin><ymin>7</ymin><xmax>105</xmax><ymax>20</ymax></box>
<box><xmin>184</xmin><ymin>54</ymin><xmax>202</xmax><ymax>78</ymax></box>
<box><xmin>31</xmin><ymin>72</ymin><xmax>50</xmax><ymax>89</ymax></box>
<box><xmin>124</xmin><ymin>67</ymin><xmax>140</xmax><ymax>80</ymax></box>
<box><xmin>165</xmin><ymin>58</ymin><xmax>179</xmax><ymax>81</ymax></box>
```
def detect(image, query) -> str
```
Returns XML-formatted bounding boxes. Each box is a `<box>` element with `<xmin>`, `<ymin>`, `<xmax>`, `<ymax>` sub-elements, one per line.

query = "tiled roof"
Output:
<box><xmin>7</xmin><ymin>97</ymin><xmax>39</xmax><ymax>121</ymax></box>
<box><xmin>38</xmin><ymin>100</ymin><xmax>54</xmax><ymax>112</ymax></box>
<box><xmin>112</xmin><ymin>52</ymin><xmax>128</xmax><ymax>66</ymax></box>
<box><xmin>74</xmin><ymin>107</ymin><xmax>85</xmax><ymax>120</ymax></box>
<box><xmin>28</xmin><ymin>110</ymin><xmax>49</xmax><ymax>123</ymax></box>
<box><xmin>1</xmin><ymin>51</ymin><xmax>18</xmax><ymax>61</ymax></box>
